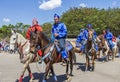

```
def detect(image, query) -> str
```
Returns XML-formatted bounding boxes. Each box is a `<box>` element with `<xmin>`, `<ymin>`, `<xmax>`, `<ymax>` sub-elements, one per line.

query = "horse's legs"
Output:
<box><xmin>66</xmin><ymin>51</ymin><xmax>73</xmax><ymax>82</ymax></box>
<box><xmin>42</xmin><ymin>62</ymin><xmax>51</xmax><ymax>82</ymax></box>
<box><xmin>64</xmin><ymin>58</ymin><xmax>69</xmax><ymax>78</ymax></box>
<box><xmin>19</xmin><ymin>57</ymin><xmax>31</xmax><ymax>82</ymax></box>
<box><xmin>27</xmin><ymin>65</ymin><xmax>34</xmax><ymax>81</ymax></box>
<box><xmin>19</xmin><ymin>64</ymin><xmax>27</xmax><ymax>82</ymax></box>
<box><xmin>97</xmin><ymin>50</ymin><xmax>100</xmax><ymax>61</ymax></box>
<box><xmin>85</xmin><ymin>55</ymin><xmax>90</xmax><ymax>71</ymax></box>
<box><xmin>104</xmin><ymin>49</ymin><xmax>109</xmax><ymax>62</ymax></box>
<box><xmin>91</xmin><ymin>54</ymin><xmax>95</xmax><ymax>71</ymax></box>
<box><xmin>69</xmin><ymin>51</ymin><xmax>73</xmax><ymax>76</ymax></box>
<box><xmin>50</xmin><ymin>65</ymin><xmax>58</xmax><ymax>81</ymax></box>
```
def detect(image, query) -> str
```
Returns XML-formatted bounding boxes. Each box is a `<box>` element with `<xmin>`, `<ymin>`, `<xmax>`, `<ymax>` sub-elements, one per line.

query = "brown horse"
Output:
<box><xmin>30</xmin><ymin>31</ymin><xmax>75</xmax><ymax>82</ymax></box>
<box><xmin>97</xmin><ymin>34</ymin><xmax>110</xmax><ymax>61</ymax></box>
<box><xmin>70</xmin><ymin>41</ymin><xmax>84</xmax><ymax>56</ymax></box>
<box><xmin>85</xmin><ymin>30</ymin><xmax>97</xmax><ymax>71</ymax></box>
<box><xmin>97</xmin><ymin>34</ymin><xmax>117</xmax><ymax>61</ymax></box>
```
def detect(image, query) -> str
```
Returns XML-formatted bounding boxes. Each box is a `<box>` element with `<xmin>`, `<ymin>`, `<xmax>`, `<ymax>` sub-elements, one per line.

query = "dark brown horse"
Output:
<box><xmin>85</xmin><ymin>30</ymin><xmax>97</xmax><ymax>71</ymax></box>
<box><xmin>30</xmin><ymin>31</ymin><xmax>75</xmax><ymax>82</ymax></box>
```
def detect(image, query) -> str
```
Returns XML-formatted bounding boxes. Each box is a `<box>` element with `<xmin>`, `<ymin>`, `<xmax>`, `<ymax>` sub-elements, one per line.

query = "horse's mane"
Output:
<box><xmin>38</xmin><ymin>31</ymin><xmax>50</xmax><ymax>43</ymax></box>
<box><xmin>98</xmin><ymin>34</ymin><xmax>104</xmax><ymax>40</ymax></box>
<box><xmin>16</xmin><ymin>33</ymin><xmax>26</xmax><ymax>44</ymax></box>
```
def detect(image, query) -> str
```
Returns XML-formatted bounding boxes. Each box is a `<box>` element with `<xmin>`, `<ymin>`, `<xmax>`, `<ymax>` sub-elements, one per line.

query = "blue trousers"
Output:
<box><xmin>58</xmin><ymin>38</ymin><xmax>68</xmax><ymax>59</ymax></box>
<box><xmin>108</xmin><ymin>40</ymin><xmax>114</xmax><ymax>49</ymax></box>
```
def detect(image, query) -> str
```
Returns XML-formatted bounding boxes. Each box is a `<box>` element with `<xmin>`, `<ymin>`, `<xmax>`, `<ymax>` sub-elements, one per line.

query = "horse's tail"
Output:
<box><xmin>66</xmin><ymin>40</ymin><xmax>76</xmax><ymax>64</ymax></box>
<box><xmin>72</xmin><ymin>50</ymin><xmax>76</xmax><ymax>64</ymax></box>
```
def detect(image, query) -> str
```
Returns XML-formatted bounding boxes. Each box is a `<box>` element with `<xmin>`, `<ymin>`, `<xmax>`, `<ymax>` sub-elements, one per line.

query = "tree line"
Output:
<box><xmin>0</xmin><ymin>7</ymin><xmax>120</xmax><ymax>40</ymax></box>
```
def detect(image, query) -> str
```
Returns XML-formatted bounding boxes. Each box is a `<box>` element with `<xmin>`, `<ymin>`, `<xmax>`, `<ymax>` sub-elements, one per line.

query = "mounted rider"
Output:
<box><xmin>76</xmin><ymin>24</ymin><xmax>98</xmax><ymax>52</ymax></box>
<box><xmin>26</xmin><ymin>18</ymin><xmax>43</xmax><ymax>40</ymax></box>
<box><xmin>26</xmin><ymin>18</ymin><xmax>43</xmax><ymax>59</ymax></box>
<box><xmin>104</xmin><ymin>28</ymin><xmax>115</xmax><ymax>50</ymax></box>
<box><xmin>51</xmin><ymin>14</ymin><xmax>68</xmax><ymax>60</ymax></box>
<box><xmin>76</xmin><ymin>28</ymin><xmax>87</xmax><ymax>52</ymax></box>
<box><xmin>85</xmin><ymin>24</ymin><xmax>98</xmax><ymax>51</ymax></box>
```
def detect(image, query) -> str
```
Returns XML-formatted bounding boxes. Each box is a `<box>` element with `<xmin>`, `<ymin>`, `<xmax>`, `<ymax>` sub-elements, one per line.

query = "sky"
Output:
<box><xmin>0</xmin><ymin>0</ymin><xmax>120</xmax><ymax>27</ymax></box>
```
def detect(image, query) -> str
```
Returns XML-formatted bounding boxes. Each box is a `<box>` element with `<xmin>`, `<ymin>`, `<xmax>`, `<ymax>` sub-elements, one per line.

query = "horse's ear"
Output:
<box><xmin>34</xmin><ymin>27</ymin><xmax>37</xmax><ymax>34</ymax></box>
<box><xmin>11</xmin><ymin>28</ymin><xmax>16</xmax><ymax>34</ymax></box>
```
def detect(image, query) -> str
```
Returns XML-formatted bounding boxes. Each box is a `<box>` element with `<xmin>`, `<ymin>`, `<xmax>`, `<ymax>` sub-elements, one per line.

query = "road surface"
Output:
<box><xmin>0</xmin><ymin>52</ymin><xmax>120</xmax><ymax>82</ymax></box>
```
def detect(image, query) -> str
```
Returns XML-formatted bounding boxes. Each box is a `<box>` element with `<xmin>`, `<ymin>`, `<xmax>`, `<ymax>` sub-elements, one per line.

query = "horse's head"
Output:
<box><xmin>97</xmin><ymin>34</ymin><xmax>106</xmax><ymax>49</ymax></box>
<box><xmin>88</xmin><ymin>30</ymin><xmax>94</xmax><ymax>41</ymax></box>
<box><xmin>30</xmin><ymin>31</ymin><xmax>50</xmax><ymax>54</ymax></box>
<box><xmin>29</xmin><ymin>31</ymin><xmax>39</xmax><ymax>53</ymax></box>
<box><xmin>10</xmin><ymin>29</ymin><xmax>18</xmax><ymax>48</ymax></box>
<box><xmin>10</xmin><ymin>29</ymin><xmax>27</xmax><ymax>52</ymax></box>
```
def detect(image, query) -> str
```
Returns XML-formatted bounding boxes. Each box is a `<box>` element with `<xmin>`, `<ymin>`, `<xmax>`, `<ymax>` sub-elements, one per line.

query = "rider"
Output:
<box><xmin>51</xmin><ymin>14</ymin><xmax>68</xmax><ymax>60</ymax></box>
<box><xmin>104</xmin><ymin>28</ymin><xmax>115</xmax><ymax>50</ymax></box>
<box><xmin>84</xmin><ymin>24</ymin><xmax>98</xmax><ymax>51</ymax></box>
<box><xmin>26</xmin><ymin>18</ymin><xmax>43</xmax><ymax>40</ymax></box>
<box><xmin>26</xmin><ymin>18</ymin><xmax>43</xmax><ymax>60</ymax></box>
<box><xmin>76</xmin><ymin>28</ymin><xmax>87</xmax><ymax>52</ymax></box>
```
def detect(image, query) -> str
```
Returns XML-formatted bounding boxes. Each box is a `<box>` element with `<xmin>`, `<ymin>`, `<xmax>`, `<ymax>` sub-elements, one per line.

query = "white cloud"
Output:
<box><xmin>3</xmin><ymin>18</ymin><xmax>10</xmax><ymax>23</ymax></box>
<box><xmin>39</xmin><ymin>0</ymin><xmax>62</xmax><ymax>10</ymax></box>
<box><xmin>112</xmin><ymin>1</ymin><xmax>116</xmax><ymax>6</ymax></box>
<box><xmin>79</xmin><ymin>3</ymin><xmax>87</xmax><ymax>8</ymax></box>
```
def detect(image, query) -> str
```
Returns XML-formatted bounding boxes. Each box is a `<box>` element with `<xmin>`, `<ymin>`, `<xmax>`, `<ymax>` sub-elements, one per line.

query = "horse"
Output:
<box><xmin>30</xmin><ymin>31</ymin><xmax>75</xmax><ymax>82</ymax></box>
<box><xmin>117</xmin><ymin>38</ymin><xmax>120</xmax><ymax>55</ymax></box>
<box><xmin>97</xmin><ymin>34</ymin><xmax>117</xmax><ymax>61</ymax></box>
<box><xmin>70</xmin><ymin>41</ymin><xmax>84</xmax><ymax>56</ymax></box>
<box><xmin>85</xmin><ymin>30</ymin><xmax>97</xmax><ymax>71</ymax></box>
<box><xmin>10</xmin><ymin>30</ymin><xmax>40</xmax><ymax>82</ymax></box>
<box><xmin>97</xmin><ymin>34</ymin><xmax>110</xmax><ymax>61</ymax></box>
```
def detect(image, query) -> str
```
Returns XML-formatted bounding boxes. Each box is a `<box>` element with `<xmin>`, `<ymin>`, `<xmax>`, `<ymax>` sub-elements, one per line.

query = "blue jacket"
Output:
<box><xmin>51</xmin><ymin>22</ymin><xmax>67</xmax><ymax>40</ymax></box>
<box><xmin>104</xmin><ymin>32</ymin><xmax>113</xmax><ymax>40</ymax></box>
<box><xmin>76</xmin><ymin>32</ymin><xmax>84</xmax><ymax>42</ymax></box>
<box><xmin>83</xmin><ymin>29</ymin><xmax>89</xmax><ymax>39</ymax></box>
<box><xmin>84</xmin><ymin>29</ymin><xmax>97</xmax><ymax>39</ymax></box>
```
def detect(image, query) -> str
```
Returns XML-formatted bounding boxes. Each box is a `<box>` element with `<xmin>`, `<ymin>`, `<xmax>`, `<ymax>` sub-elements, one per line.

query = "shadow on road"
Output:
<box><xmin>15</xmin><ymin>72</ymin><xmax>67</xmax><ymax>82</ymax></box>
<box><xmin>74</xmin><ymin>62</ymin><xmax>86</xmax><ymax>71</ymax></box>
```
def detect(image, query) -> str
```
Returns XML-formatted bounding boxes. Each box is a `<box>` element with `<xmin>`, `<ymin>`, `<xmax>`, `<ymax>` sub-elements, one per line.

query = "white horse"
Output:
<box><xmin>10</xmin><ymin>33</ymin><xmax>16</xmax><ymax>53</ymax></box>
<box><xmin>10</xmin><ymin>29</ymin><xmax>40</xmax><ymax>82</ymax></box>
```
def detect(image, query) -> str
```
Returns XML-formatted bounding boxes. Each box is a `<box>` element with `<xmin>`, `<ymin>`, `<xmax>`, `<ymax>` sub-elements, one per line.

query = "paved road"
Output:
<box><xmin>0</xmin><ymin>52</ymin><xmax>120</xmax><ymax>82</ymax></box>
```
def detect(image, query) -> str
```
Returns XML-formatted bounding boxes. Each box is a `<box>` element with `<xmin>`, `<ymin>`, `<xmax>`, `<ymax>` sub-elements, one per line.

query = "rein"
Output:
<box><xmin>42</xmin><ymin>44</ymin><xmax>54</xmax><ymax>61</ymax></box>
<box><xmin>41</xmin><ymin>42</ymin><xmax>52</xmax><ymax>51</ymax></box>
<box><xmin>18</xmin><ymin>40</ymin><xmax>28</xmax><ymax>59</ymax></box>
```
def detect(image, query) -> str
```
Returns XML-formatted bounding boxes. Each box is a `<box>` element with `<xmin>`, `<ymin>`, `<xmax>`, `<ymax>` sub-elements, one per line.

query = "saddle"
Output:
<box><xmin>54</xmin><ymin>40</ymin><xmax>73</xmax><ymax>53</ymax></box>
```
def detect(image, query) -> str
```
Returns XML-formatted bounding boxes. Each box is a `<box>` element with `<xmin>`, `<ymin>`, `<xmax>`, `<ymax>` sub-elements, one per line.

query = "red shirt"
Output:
<box><xmin>26</xmin><ymin>24</ymin><xmax>43</xmax><ymax>39</ymax></box>
<box><xmin>112</xmin><ymin>36</ymin><xmax>116</xmax><ymax>42</ymax></box>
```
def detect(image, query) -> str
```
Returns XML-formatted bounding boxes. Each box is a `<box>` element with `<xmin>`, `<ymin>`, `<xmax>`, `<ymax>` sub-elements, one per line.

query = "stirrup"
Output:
<box><xmin>38</xmin><ymin>57</ymin><xmax>42</xmax><ymax>64</ymax></box>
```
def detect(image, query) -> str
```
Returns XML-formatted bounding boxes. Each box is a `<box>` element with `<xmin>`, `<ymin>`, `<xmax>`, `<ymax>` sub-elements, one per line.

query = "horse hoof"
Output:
<box><xmin>61</xmin><ymin>63</ymin><xmax>66</xmax><ymax>66</ymax></box>
<box><xmin>42</xmin><ymin>79</ymin><xmax>46</xmax><ymax>82</ymax></box>
<box><xmin>66</xmin><ymin>75</ymin><xmax>70</xmax><ymax>79</ymax></box>
<box><xmin>67</xmin><ymin>76</ymin><xmax>72</xmax><ymax>82</ymax></box>
<box><xmin>30</xmin><ymin>79</ymin><xmax>34</xmax><ymax>82</ymax></box>
<box><xmin>54</xmin><ymin>75</ymin><xmax>58</xmax><ymax>82</ymax></box>
<box><xmin>19</xmin><ymin>76</ymin><xmax>23</xmax><ymax>82</ymax></box>
<box><xmin>19</xmin><ymin>80</ymin><xmax>22</xmax><ymax>82</ymax></box>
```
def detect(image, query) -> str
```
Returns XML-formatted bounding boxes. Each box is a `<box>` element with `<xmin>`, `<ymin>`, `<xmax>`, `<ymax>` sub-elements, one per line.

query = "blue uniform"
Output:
<box><xmin>76</xmin><ymin>29</ymin><xmax>88</xmax><ymax>51</ymax></box>
<box><xmin>83</xmin><ymin>29</ymin><xmax>89</xmax><ymax>39</ymax></box>
<box><xmin>76</xmin><ymin>28</ymin><xmax>98</xmax><ymax>51</ymax></box>
<box><xmin>104</xmin><ymin>32</ymin><xmax>114</xmax><ymax>50</ymax></box>
<box><xmin>51</xmin><ymin>22</ymin><xmax>68</xmax><ymax>59</ymax></box>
